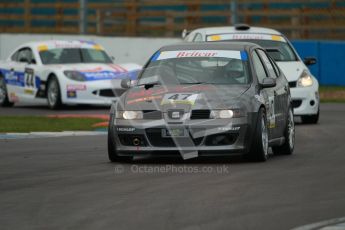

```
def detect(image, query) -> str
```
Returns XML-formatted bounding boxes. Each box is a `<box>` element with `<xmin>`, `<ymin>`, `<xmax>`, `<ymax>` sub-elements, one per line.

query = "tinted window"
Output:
<box><xmin>11</xmin><ymin>51</ymin><xmax>18</xmax><ymax>61</ymax></box>
<box><xmin>16</xmin><ymin>48</ymin><xmax>35</xmax><ymax>63</ymax></box>
<box><xmin>39</xmin><ymin>48</ymin><xmax>112</xmax><ymax>64</ymax></box>
<box><xmin>252</xmin><ymin>51</ymin><xmax>268</xmax><ymax>83</ymax></box>
<box><xmin>270</xmin><ymin>56</ymin><xmax>281</xmax><ymax>76</ymax></box>
<box><xmin>223</xmin><ymin>39</ymin><xmax>297</xmax><ymax>61</ymax></box>
<box><xmin>257</xmin><ymin>50</ymin><xmax>278</xmax><ymax>78</ymax></box>
<box><xmin>139</xmin><ymin>53</ymin><xmax>250</xmax><ymax>85</ymax></box>
<box><xmin>193</xmin><ymin>33</ymin><xmax>203</xmax><ymax>42</ymax></box>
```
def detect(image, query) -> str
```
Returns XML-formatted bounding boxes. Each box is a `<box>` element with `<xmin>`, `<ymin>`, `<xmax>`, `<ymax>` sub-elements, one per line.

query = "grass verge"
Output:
<box><xmin>320</xmin><ymin>86</ymin><xmax>345</xmax><ymax>103</ymax></box>
<box><xmin>0</xmin><ymin>116</ymin><xmax>105</xmax><ymax>133</ymax></box>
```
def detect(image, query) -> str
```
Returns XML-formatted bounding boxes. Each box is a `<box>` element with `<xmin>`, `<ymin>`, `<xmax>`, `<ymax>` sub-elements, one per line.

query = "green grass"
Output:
<box><xmin>0</xmin><ymin>116</ymin><xmax>105</xmax><ymax>133</ymax></box>
<box><xmin>320</xmin><ymin>86</ymin><xmax>345</xmax><ymax>103</ymax></box>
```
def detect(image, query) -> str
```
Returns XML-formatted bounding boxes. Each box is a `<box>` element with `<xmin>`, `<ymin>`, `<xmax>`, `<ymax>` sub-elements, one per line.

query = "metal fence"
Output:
<box><xmin>0</xmin><ymin>0</ymin><xmax>344</xmax><ymax>39</ymax></box>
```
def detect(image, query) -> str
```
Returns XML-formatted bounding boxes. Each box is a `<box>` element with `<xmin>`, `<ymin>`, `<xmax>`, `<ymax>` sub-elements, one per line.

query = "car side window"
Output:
<box><xmin>257</xmin><ymin>49</ymin><xmax>278</xmax><ymax>78</ymax></box>
<box><xmin>269</xmin><ymin>55</ymin><xmax>281</xmax><ymax>77</ymax></box>
<box><xmin>17</xmin><ymin>48</ymin><xmax>36</xmax><ymax>64</ymax></box>
<box><xmin>193</xmin><ymin>33</ymin><xmax>203</xmax><ymax>42</ymax></box>
<box><xmin>252</xmin><ymin>51</ymin><xmax>268</xmax><ymax>83</ymax></box>
<box><xmin>11</xmin><ymin>51</ymin><xmax>19</xmax><ymax>61</ymax></box>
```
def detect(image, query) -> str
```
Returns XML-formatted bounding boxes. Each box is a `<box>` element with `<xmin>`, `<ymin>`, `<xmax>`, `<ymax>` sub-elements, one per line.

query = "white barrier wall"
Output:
<box><xmin>0</xmin><ymin>34</ymin><xmax>180</xmax><ymax>65</ymax></box>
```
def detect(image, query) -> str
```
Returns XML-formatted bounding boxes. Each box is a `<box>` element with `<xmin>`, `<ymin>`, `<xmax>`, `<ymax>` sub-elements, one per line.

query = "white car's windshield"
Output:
<box><xmin>40</xmin><ymin>48</ymin><xmax>113</xmax><ymax>64</ymax></box>
<box><xmin>227</xmin><ymin>39</ymin><xmax>297</xmax><ymax>62</ymax></box>
<box><xmin>138</xmin><ymin>50</ymin><xmax>251</xmax><ymax>86</ymax></box>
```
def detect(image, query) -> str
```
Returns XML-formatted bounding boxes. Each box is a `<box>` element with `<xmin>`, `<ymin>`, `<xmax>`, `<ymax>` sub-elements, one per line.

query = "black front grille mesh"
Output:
<box><xmin>146</xmin><ymin>128</ymin><xmax>203</xmax><ymax>147</ymax></box>
<box><xmin>190</xmin><ymin>110</ymin><xmax>210</xmax><ymax>119</ymax></box>
<box><xmin>292</xmin><ymin>100</ymin><xmax>302</xmax><ymax>108</ymax></box>
<box><xmin>143</xmin><ymin>110</ymin><xmax>162</xmax><ymax>119</ymax></box>
<box><xmin>289</xmin><ymin>81</ymin><xmax>297</xmax><ymax>88</ymax></box>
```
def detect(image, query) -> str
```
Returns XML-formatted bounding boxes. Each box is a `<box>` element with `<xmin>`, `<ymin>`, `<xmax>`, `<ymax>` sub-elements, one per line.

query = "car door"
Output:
<box><xmin>3</xmin><ymin>50</ymin><xmax>21</xmax><ymax>101</ymax></box>
<box><xmin>14</xmin><ymin>47</ymin><xmax>39</xmax><ymax>101</ymax></box>
<box><xmin>251</xmin><ymin>50</ymin><xmax>276</xmax><ymax>139</ymax></box>
<box><xmin>257</xmin><ymin>49</ymin><xmax>287</xmax><ymax>137</ymax></box>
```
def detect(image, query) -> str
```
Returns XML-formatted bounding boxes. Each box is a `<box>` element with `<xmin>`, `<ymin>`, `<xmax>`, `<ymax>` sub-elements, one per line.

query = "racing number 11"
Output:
<box><xmin>24</xmin><ymin>68</ymin><xmax>35</xmax><ymax>87</ymax></box>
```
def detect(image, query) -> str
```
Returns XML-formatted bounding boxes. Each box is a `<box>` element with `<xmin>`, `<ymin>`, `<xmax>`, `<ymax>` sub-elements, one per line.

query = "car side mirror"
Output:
<box><xmin>261</xmin><ymin>77</ymin><xmax>276</xmax><ymax>88</ymax></box>
<box><xmin>181</xmin><ymin>29</ymin><xmax>190</xmax><ymax>39</ymax></box>
<box><xmin>303</xmin><ymin>57</ymin><xmax>317</xmax><ymax>66</ymax></box>
<box><xmin>121</xmin><ymin>79</ymin><xmax>131</xmax><ymax>89</ymax></box>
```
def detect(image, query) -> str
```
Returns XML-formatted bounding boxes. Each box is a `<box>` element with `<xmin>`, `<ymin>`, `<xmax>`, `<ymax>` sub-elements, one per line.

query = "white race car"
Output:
<box><xmin>183</xmin><ymin>25</ymin><xmax>320</xmax><ymax>124</ymax></box>
<box><xmin>0</xmin><ymin>40</ymin><xmax>141</xmax><ymax>109</ymax></box>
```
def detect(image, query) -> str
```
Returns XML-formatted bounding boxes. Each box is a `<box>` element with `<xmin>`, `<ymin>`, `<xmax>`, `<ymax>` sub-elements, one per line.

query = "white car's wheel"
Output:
<box><xmin>47</xmin><ymin>76</ymin><xmax>62</xmax><ymax>109</ymax></box>
<box><xmin>0</xmin><ymin>75</ymin><xmax>14</xmax><ymax>107</ymax></box>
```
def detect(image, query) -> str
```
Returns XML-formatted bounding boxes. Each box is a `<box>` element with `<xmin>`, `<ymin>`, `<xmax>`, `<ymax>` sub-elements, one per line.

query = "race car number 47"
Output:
<box><xmin>161</xmin><ymin>93</ymin><xmax>199</xmax><ymax>105</ymax></box>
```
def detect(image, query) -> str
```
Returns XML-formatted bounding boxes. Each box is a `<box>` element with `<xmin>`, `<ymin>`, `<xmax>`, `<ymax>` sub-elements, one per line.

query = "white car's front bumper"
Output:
<box><xmin>61</xmin><ymin>80</ymin><xmax>126</xmax><ymax>105</ymax></box>
<box><xmin>290</xmin><ymin>84</ymin><xmax>319</xmax><ymax>116</ymax></box>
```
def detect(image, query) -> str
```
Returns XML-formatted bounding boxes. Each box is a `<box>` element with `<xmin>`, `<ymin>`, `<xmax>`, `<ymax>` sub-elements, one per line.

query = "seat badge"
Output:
<box><xmin>172</xmin><ymin>111</ymin><xmax>180</xmax><ymax>119</ymax></box>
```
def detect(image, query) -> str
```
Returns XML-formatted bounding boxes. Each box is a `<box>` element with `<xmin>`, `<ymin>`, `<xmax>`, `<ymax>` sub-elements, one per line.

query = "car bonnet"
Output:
<box><xmin>120</xmin><ymin>84</ymin><xmax>250</xmax><ymax>112</ymax></box>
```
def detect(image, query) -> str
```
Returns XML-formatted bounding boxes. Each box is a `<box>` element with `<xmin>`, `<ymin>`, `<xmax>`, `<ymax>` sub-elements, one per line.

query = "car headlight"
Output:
<box><xmin>297</xmin><ymin>72</ymin><xmax>313</xmax><ymax>87</ymax></box>
<box><xmin>116</xmin><ymin>111</ymin><xmax>143</xmax><ymax>120</ymax></box>
<box><xmin>64</xmin><ymin>71</ymin><xmax>86</xmax><ymax>82</ymax></box>
<box><xmin>210</xmin><ymin>110</ymin><xmax>234</xmax><ymax>119</ymax></box>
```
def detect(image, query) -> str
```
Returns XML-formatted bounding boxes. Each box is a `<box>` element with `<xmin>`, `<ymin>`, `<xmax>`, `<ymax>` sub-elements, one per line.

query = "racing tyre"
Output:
<box><xmin>47</xmin><ymin>76</ymin><xmax>62</xmax><ymax>109</ymax></box>
<box><xmin>108</xmin><ymin>114</ymin><xmax>132</xmax><ymax>162</ymax></box>
<box><xmin>301</xmin><ymin>108</ymin><xmax>319</xmax><ymax>124</ymax></box>
<box><xmin>247</xmin><ymin>108</ymin><xmax>269</xmax><ymax>162</ymax></box>
<box><xmin>0</xmin><ymin>75</ymin><xmax>14</xmax><ymax>107</ymax></box>
<box><xmin>272</xmin><ymin>108</ymin><xmax>295</xmax><ymax>155</ymax></box>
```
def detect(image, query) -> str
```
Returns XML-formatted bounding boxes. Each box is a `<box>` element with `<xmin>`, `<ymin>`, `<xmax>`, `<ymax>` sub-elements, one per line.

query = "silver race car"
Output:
<box><xmin>108</xmin><ymin>42</ymin><xmax>294</xmax><ymax>162</ymax></box>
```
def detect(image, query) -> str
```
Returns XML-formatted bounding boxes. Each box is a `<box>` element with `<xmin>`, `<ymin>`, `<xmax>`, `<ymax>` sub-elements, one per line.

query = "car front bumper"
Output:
<box><xmin>290</xmin><ymin>85</ymin><xmax>319</xmax><ymax>116</ymax></box>
<box><xmin>61</xmin><ymin>80</ymin><xmax>127</xmax><ymax>105</ymax></box>
<box><xmin>111</xmin><ymin>115</ymin><xmax>256</xmax><ymax>157</ymax></box>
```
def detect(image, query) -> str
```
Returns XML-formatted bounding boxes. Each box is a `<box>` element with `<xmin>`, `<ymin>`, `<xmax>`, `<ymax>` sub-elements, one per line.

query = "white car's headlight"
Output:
<box><xmin>210</xmin><ymin>110</ymin><xmax>234</xmax><ymax>119</ymax></box>
<box><xmin>116</xmin><ymin>111</ymin><xmax>143</xmax><ymax>120</ymax></box>
<box><xmin>64</xmin><ymin>71</ymin><xmax>86</xmax><ymax>82</ymax></box>
<box><xmin>297</xmin><ymin>72</ymin><xmax>313</xmax><ymax>87</ymax></box>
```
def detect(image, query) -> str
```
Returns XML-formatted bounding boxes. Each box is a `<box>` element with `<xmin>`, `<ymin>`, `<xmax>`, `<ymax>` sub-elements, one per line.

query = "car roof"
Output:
<box><xmin>18</xmin><ymin>40</ymin><xmax>102</xmax><ymax>49</ymax></box>
<box><xmin>191</xmin><ymin>26</ymin><xmax>282</xmax><ymax>36</ymax></box>
<box><xmin>160</xmin><ymin>42</ymin><xmax>261</xmax><ymax>52</ymax></box>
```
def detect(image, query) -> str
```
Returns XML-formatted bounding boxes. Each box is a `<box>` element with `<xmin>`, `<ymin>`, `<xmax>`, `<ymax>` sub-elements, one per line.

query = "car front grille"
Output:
<box><xmin>92</xmin><ymin>89</ymin><xmax>127</xmax><ymax>97</ymax></box>
<box><xmin>205</xmin><ymin>133</ymin><xmax>238</xmax><ymax>146</ymax></box>
<box><xmin>190</xmin><ymin>110</ymin><xmax>211</xmax><ymax>119</ymax></box>
<box><xmin>145</xmin><ymin>128</ymin><xmax>203</xmax><ymax>147</ymax></box>
<box><xmin>143</xmin><ymin>110</ymin><xmax>162</xmax><ymax>119</ymax></box>
<box><xmin>289</xmin><ymin>81</ymin><xmax>297</xmax><ymax>88</ymax></box>
<box><xmin>292</xmin><ymin>100</ymin><xmax>302</xmax><ymax>108</ymax></box>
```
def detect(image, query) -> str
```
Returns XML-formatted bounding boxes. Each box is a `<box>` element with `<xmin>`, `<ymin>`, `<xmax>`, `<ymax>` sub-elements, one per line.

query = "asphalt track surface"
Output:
<box><xmin>1</xmin><ymin>103</ymin><xmax>345</xmax><ymax>230</ymax></box>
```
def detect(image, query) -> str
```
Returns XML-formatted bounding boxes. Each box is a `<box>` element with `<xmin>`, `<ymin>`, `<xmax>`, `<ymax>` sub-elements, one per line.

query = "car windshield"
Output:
<box><xmin>229</xmin><ymin>39</ymin><xmax>297</xmax><ymax>62</ymax></box>
<box><xmin>39</xmin><ymin>48</ymin><xmax>113</xmax><ymax>64</ymax></box>
<box><xmin>138</xmin><ymin>50</ymin><xmax>251</xmax><ymax>86</ymax></box>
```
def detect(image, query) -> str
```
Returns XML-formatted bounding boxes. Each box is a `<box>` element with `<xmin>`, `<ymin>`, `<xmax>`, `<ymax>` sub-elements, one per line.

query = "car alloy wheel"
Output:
<box><xmin>288</xmin><ymin>109</ymin><xmax>295</xmax><ymax>150</ymax></box>
<box><xmin>48</xmin><ymin>79</ymin><xmax>58</xmax><ymax>106</ymax></box>
<box><xmin>261</xmin><ymin>115</ymin><xmax>269</xmax><ymax>158</ymax></box>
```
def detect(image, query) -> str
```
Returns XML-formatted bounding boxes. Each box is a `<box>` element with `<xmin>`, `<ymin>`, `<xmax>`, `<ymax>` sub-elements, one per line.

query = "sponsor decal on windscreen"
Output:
<box><xmin>151</xmin><ymin>50</ymin><xmax>247</xmax><ymax>61</ymax></box>
<box><xmin>207</xmin><ymin>34</ymin><xmax>286</xmax><ymax>42</ymax></box>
